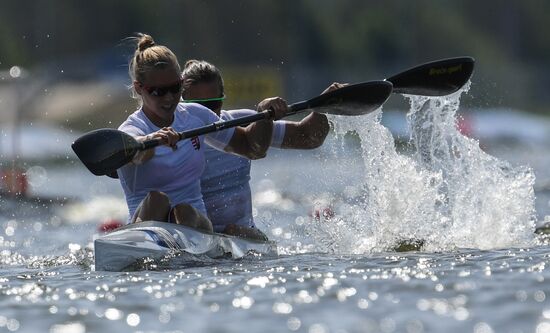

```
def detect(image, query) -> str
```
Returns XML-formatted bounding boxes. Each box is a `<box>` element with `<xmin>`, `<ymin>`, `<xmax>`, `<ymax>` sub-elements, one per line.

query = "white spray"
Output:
<box><xmin>307</xmin><ymin>83</ymin><xmax>536</xmax><ymax>252</ymax></box>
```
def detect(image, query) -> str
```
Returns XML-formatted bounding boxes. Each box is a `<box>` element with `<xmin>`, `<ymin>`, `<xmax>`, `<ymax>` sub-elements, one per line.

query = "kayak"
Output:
<box><xmin>94</xmin><ymin>221</ymin><xmax>277</xmax><ymax>271</ymax></box>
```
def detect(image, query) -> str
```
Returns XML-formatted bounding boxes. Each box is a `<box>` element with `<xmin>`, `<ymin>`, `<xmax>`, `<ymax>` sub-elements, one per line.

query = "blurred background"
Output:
<box><xmin>1</xmin><ymin>0</ymin><xmax>550</xmax><ymax>220</ymax></box>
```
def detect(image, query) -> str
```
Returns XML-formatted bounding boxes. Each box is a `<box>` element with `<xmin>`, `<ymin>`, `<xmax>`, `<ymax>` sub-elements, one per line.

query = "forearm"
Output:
<box><xmin>224</xmin><ymin>96</ymin><xmax>286</xmax><ymax>159</ymax></box>
<box><xmin>302</xmin><ymin>112</ymin><xmax>330</xmax><ymax>145</ymax></box>
<box><xmin>223</xmin><ymin>119</ymin><xmax>274</xmax><ymax>160</ymax></box>
<box><xmin>242</xmin><ymin>118</ymin><xmax>274</xmax><ymax>159</ymax></box>
<box><xmin>281</xmin><ymin>112</ymin><xmax>330</xmax><ymax>149</ymax></box>
<box><xmin>130</xmin><ymin>127</ymin><xmax>179</xmax><ymax>164</ymax></box>
<box><xmin>131</xmin><ymin>136</ymin><xmax>155</xmax><ymax>164</ymax></box>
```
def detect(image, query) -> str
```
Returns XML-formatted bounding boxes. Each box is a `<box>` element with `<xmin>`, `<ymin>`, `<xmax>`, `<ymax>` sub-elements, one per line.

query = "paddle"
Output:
<box><xmin>386</xmin><ymin>56</ymin><xmax>475</xmax><ymax>96</ymax></box>
<box><xmin>72</xmin><ymin>80</ymin><xmax>393</xmax><ymax>176</ymax></box>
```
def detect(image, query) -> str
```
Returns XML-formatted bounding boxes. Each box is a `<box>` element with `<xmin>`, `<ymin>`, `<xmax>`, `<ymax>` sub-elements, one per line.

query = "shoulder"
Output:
<box><xmin>118</xmin><ymin>109</ymin><xmax>148</xmax><ymax>135</ymax></box>
<box><xmin>179</xmin><ymin>103</ymin><xmax>220</xmax><ymax>124</ymax></box>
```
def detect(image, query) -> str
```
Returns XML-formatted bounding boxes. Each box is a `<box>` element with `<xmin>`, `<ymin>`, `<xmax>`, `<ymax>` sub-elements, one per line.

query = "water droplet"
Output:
<box><xmin>473</xmin><ymin>322</ymin><xmax>494</xmax><ymax>333</ymax></box>
<box><xmin>287</xmin><ymin>317</ymin><xmax>301</xmax><ymax>331</ymax></box>
<box><xmin>105</xmin><ymin>308</ymin><xmax>123</xmax><ymax>320</ymax></box>
<box><xmin>50</xmin><ymin>322</ymin><xmax>85</xmax><ymax>333</ymax></box>
<box><xmin>127</xmin><ymin>313</ymin><xmax>140</xmax><ymax>326</ymax></box>
<box><xmin>309</xmin><ymin>323</ymin><xmax>328</xmax><ymax>333</ymax></box>
<box><xmin>9</xmin><ymin>66</ymin><xmax>21</xmax><ymax>78</ymax></box>
<box><xmin>6</xmin><ymin>319</ymin><xmax>20</xmax><ymax>332</ymax></box>
<box><xmin>534</xmin><ymin>290</ymin><xmax>546</xmax><ymax>302</ymax></box>
<box><xmin>272</xmin><ymin>302</ymin><xmax>292</xmax><ymax>314</ymax></box>
<box><xmin>357</xmin><ymin>298</ymin><xmax>369</xmax><ymax>309</ymax></box>
<box><xmin>25</xmin><ymin>166</ymin><xmax>48</xmax><ymax>188</ymax></box>
<box><xmin>5</xmin><ymin>227</ymin><xmax>14</xmax><ymax>237</ymax></box>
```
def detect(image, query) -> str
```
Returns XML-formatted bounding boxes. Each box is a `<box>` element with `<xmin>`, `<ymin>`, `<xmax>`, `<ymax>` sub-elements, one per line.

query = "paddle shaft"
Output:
<box><xmin>138</xmin><ymin>55</ymin><xmax>475</xmax><ymax>151</ymax></box>
<box><xmin>140</xmin><ymin>101</ymin><xmax>309</xmax><ymax>151</ymax></box>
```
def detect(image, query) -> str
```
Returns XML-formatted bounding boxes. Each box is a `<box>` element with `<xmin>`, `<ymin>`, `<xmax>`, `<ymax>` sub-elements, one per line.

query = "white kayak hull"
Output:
<box><xmin>94</xmin><ymin>221</ymin><xmax>277</xmax><ymax>271</ymax></box>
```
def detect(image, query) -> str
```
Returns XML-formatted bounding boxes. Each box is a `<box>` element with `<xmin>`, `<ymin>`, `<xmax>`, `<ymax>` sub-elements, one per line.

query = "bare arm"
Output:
<box><xmin>131</xmin><ymin>127</ymin><xmax>180</xmax><ymax>164</ymax></box>
<box><xmin>279</xmin><ymin>112</ymin><xmax>330</xmax><ymax>149</ymax></box>
<box><xmin>224</xmin><ymin>97</ymin><xmax>288</xmax><ymax>159</ymax></box>
<box><xmin>279</xmin><ymin>82</ymin><xmax>346</xmax><ymax>149</ymax></box>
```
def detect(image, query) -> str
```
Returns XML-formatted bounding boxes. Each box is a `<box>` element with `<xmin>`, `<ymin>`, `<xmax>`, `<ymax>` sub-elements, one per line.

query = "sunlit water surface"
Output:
<box><xmin>2</xmin><ymin>84</ymin><xmax>550</xmax><ymax>333</ymax></box>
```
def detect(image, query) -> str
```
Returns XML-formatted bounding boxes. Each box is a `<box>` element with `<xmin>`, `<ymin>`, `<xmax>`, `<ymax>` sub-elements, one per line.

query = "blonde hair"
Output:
<box><xmin>128</xmin><ymin>33</ymin><xmax>181</xmax><ymax>103</ymax></box>
<box><xmin>181</xmin><ymin>59</ymin><xmax>224</xmax><ymax>97</ymax></box>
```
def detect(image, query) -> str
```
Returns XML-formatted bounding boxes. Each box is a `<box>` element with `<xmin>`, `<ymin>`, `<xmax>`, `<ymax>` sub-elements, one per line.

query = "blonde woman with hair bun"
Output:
<box><xmin>117</xmin><ymin>33</ymin><xmax>288</xmax><ymax>233</ymax></box>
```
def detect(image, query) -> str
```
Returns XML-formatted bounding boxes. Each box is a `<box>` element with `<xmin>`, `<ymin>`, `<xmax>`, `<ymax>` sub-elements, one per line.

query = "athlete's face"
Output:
<box><xmin>182</xmin><ymin>81</ymin><xmax>223</xmax><ymax>115</ymax></box>
<box><xmin>135</xmin><ymin>67</ymin><xmax>182</xmax><ymax>123</ymax></box>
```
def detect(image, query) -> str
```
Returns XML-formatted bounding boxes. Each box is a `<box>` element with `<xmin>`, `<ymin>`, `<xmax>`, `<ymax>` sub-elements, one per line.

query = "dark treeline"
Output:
<box><xmin>1</xmin><ymin>0</ymin><xmax>549</xmax><ymax>112</ymax></box>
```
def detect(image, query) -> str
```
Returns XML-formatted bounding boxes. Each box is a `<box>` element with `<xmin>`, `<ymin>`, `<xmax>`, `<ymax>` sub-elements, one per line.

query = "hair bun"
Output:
<box><xmin>137</xmin><ymin>34</ymin><xmax>156</xmax><ymax>52</ymax></box>
<box><xmin>184</xmin><ymin>59</ymin><xmax>199</xmax><ymax>69</ymax></box>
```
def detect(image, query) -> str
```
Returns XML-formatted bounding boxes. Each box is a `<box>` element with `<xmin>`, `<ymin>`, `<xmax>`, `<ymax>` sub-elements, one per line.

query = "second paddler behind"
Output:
<box><xmin>182</xmin><ymin>60</ymin><xmax>345</xmax><ymax>240</ymax></box>
<box><xmin>117</xmin><ymin>33</ymin><xmax>287</xmax><ymax>233</ymax></box>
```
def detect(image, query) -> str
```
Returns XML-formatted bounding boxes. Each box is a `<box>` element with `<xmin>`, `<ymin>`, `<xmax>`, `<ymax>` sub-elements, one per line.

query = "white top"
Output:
<box><xmin>201</xmin><ymin>109</ymin><xmax>287</xmax><ymax>232</ymax></box>
<box><xmin>117</xmin><ymin>103</ymin><xmax>235</xmax><ymax>220</ymax></box>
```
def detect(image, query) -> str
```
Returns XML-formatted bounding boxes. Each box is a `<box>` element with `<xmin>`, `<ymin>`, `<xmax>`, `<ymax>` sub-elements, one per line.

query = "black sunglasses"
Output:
<box><xmin>182</xmin><ymin>95</ymin><xmax>226</xmax><ymax>111</ymax></box>
<box><xmin>141</xmin><ymin>78</ymin><xmax>183</xmax><ymax>97</ymax></box>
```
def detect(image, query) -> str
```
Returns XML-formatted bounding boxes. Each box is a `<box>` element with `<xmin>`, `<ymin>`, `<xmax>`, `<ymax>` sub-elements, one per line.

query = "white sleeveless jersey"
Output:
<box><xmin>117</xmin><ymin>103</ymin><xmax>235</xmax><ymax>221</ymax></box>
<box><xmin>200</xmin><ymin>109</ymin><xmax>287</xmax><ymax>232</ymax></box>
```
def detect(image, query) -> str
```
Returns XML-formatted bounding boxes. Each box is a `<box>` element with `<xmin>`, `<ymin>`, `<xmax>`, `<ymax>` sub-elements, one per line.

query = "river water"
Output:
<box><xmin>1</xmin><ymin>85</ymin><xmax>550</xmax><ymax>332</ymax></box>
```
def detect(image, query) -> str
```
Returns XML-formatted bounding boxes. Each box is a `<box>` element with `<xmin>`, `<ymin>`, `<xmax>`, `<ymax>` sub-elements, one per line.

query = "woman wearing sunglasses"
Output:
<box><xmin>117</xmin><ymin>34</ymin><xmax>287</xmax><ymax>232</ymax></box>
<box><xmin>182</xmin><ymin>60</ymin><xmax>341</xmax><ymax>240</ymax></box>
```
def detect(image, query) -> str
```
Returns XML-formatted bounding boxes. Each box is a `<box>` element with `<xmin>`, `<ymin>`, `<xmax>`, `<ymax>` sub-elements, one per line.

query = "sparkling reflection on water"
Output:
<box><xmin>1</xmin><ymin>244</ymin><xmax>550</xmax><ymax>333</ymax></box>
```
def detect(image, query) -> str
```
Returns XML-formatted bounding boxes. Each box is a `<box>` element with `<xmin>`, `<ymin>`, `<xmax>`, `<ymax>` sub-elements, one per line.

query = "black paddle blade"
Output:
<box><xmin>71</xmin><ymin>129</ymin><xmax>141</xmax><ymax>176</ymax></box>
<box><xmin>292</xmin><ymin>80</ymin><xmax>393</xmax><ymax>116</ymax></box>
<box><xmin>387</xmin><ymin>57</ymin><xmax>475</xmax><ymax>96</ymax></box>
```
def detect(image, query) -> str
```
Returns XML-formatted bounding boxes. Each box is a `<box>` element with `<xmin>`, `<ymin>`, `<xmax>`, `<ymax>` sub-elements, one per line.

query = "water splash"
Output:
<box><xmin>406</xmin><ymin>83</ymin><xmax>536</xmax><ymax>249</ymax></box>
<box><xmin>306</xmin><ymin>83</ymin><xmax>536</xmax><ymax>253</ymax></box>
<box><xmin>0</xmin><ymin>243</ymin><xmax>94</xmax><ymax>270</ymax></box>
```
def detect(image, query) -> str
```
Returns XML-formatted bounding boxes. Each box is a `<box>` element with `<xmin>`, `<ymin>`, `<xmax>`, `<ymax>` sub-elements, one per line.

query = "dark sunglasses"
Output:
<box><xmin>140</xmin><ymin>78</ymin><xmax>183</xmax><ymax>97</ymax></box>
<box><xmin>182</xmin><ymin>95</ymin><xmax>226</xmax><ymax>111</ymax></box>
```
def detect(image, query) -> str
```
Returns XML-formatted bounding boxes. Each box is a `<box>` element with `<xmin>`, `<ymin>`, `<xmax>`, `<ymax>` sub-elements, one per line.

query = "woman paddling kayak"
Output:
<box><xmin>117</xmin><ymin>34</ymin><xmax>287</xmax><ymax>232</ymax></box>
<box><xmin>181</xmin><ymin>59</ymin><xmax>344</xmax><ymax>240</ymax></box>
